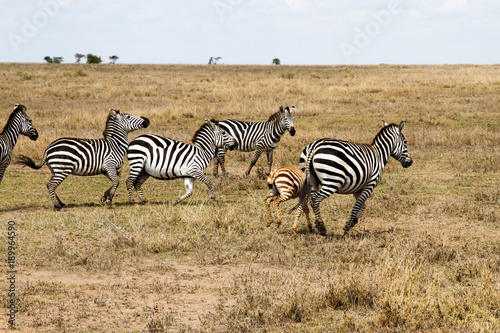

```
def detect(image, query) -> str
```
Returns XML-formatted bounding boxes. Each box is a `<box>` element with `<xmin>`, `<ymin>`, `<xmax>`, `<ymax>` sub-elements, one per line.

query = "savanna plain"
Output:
<box><xmin>0</xmin><ymin>63</ymin><xmax>499</xmax><ymax>332</ymax></box>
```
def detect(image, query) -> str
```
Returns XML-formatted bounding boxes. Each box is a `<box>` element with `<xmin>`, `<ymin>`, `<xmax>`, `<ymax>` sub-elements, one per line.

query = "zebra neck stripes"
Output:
<box><xmin>0</xmin><ymin>104</ymin><xmax>38</xmax><ymax>184</ymax></box>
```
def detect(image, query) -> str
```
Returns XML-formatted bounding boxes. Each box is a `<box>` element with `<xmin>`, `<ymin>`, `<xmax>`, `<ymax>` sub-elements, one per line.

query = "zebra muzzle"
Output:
<box><xmin>289</xmin><ymin>127</ymin><xmax>296</xmax><ymax>136</ymax></box>
<box><xmin>30</xmin><ymin>130</ymin><xmax>39</xmax><ymax>141</ymax></box>
<box><xmin>141</xmin><ymin>117</ymin><xmax>150</xmax><ymax>128</ymax></box>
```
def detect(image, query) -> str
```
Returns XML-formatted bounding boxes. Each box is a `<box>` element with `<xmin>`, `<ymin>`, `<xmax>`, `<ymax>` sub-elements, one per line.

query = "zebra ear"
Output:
<box><xmin>205</xmin><ymin>119</ymin><xmax>216</xmax><ymax>129</ymax></box>
<box><xmin>381</xmin><ymin>120</ymin><xmax>389</xmax><ymax>127</ymax></box>
<box><xmin>279</xmin><ymin>106</ymin><xmax>284</xmax><ymax>113</ymax></box>
<box><xmin>290</xmin><ymin>106</ymin><xmax>295</xmax><ymax>113</ymax></box>
<box><xmin>109</xmin><ymin>109</ymin><xmax>119</xmax><ymax>118</ymax></box>
<box><xmin>399</xmin><ymin>121</ymin><xmax>406</xmax><ymax>132</ymax></box>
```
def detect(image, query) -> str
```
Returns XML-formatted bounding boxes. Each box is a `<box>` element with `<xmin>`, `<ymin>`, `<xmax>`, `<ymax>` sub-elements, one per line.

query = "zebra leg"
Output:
<box><xmin>133</xmin><ymin>173</ymin><xmax>150</xmax><ymax>204</ymax></box>
<box><xmin>303</xmin><ymin>203</ymin><xmax>313</xmax><ymax>232</ymax></box>
<box><xmin>102</xmin><ymin>166</ymin><xmax>119</xmax><ymax>205</ymax></box>
<box><xmin>244</xmin><ymin>147</ymin><xmax>265</xmax><ymax>176</ymax></box>
<box><xmin>212</xmin><ymin>148</ymin><xmax>220</xmax><ymax>178</ymax></box>
<box><xmin>264</xmin><ymin>195</ymin><xmax>274</xmax><ymax>227</ymax></box>
<box><xmin>266</xmin><ymin>149</ymin><xmax>274</xmax><ymax>175</ymax></box>
<box><xmin>291</xmin><ymin>205</ymin><xmax>303</xmax><ymax>235</ymax></box>
<box><xmin>344</xmin><ymin>189</ymin><xmax>372</xmax><ymax>234</ymax></box>
<box><xmin>273</xmin><ymin>191</ymin><xmax>293</xmax><ymax>227</ymax></box>
<box><xmin>126</xmin><ymin>175</ymin><xmax>137</xmax><ymax>204</ymax></box>
<box><xmin>213</xmin><ymin>148</ymin><xmax>229</xmax><ymax>178</ymax></box>
<box><xmin>310</xmin><ymin>186</ymin><xmax>337</xmax><ymax>236</ymax></box>
<box><xmin>173</xmin><ymin>177</ymin><xmax>194</xmax><ymax>206</ymax></box>
<box><xmin>0</xmin><ymin>162</ymin><xmax>8</xmax><ymax>185</ymax></box>
<box><xmin>46</xmin><ymin>172</ymin><xmax>70</xmax><ymax>210</ymax></box>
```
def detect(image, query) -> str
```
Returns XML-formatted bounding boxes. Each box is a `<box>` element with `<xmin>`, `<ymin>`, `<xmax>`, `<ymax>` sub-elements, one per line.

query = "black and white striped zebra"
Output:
<box><xmin>213</xmin><ymin>106</ymin><xmax>295</xmax><ymax>177</ymax></box>
<box><xmin>18</xmin><ymin>109</ymin><xmax>149</xmax><ymax>210</ymax></box>
<box><xmin>126</xmin><ymin>119</ymin><xmax>237</xmax><ymax>205</ymax></box>
<box><xmin>0</xmin><ymin>104</ymin><xmax>38</xmax><ymax>184</ymax></box>
<box><xmin>293</xmin><ymin>121</ymin><xmax>413</xmax><ymax>236</ymax></box>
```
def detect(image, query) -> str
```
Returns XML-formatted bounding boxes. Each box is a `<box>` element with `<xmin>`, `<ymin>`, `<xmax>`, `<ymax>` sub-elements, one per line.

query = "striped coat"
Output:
<box><xmin>294</xmin><ymin>121</ymin><xmax>413</xmax><ymax>235</ymax></box>
<box><xmin>265</xmin><ymin>167</ymin><xmax>312</xmax><ymax>234</ymax></box>
<box><xmin>18</xmin><ymin>109</ymin><xmax>149</xmax><ymax>210</ymax></box>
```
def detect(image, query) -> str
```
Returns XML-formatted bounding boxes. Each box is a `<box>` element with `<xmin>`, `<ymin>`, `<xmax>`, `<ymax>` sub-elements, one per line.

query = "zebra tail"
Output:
<box><xmin>289</xmin><ymin>147</ymin><xmax>316</xmax><ymax>214</ymax></box>
<box><xmin>17</xmin><ymin>153</ymin><xmax>46</xmax><ymax>170</ymax></box>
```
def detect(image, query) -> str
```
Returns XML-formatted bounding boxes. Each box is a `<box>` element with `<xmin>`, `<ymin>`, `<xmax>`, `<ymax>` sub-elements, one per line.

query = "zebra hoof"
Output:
<box><xmin>105</xmin><ymin>199</ymin><xmax>112</xmax><ymax>205</ymax></box>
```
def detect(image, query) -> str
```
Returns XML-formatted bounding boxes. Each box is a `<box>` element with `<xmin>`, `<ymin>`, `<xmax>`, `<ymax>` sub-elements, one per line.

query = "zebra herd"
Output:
<box><xmin>2</xmin><ymin>103</ymin><xmax>413</xmax><ymax>236</ymax></box>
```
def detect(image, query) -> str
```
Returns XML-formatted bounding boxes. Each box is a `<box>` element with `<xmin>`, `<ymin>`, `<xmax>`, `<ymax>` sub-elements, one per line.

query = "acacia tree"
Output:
<box><xmin>109</xmin><ymin>55</ymin><xmax>119</xmax><ymax>64</ymax></box>
<box><xmin>44</xmin><ymin>56</ymin><xmax>63</xmax><ymax>64</ymax></box>
<box><xmin>86</xmin><ymin>54</ymin><xmax>102</xmax><ymax>64</ymax></box>
<box><xmin>75</xmin><ymin>53</ymin><xmax>85</xmax><ymax>63</ymax></box>
<box><xmin>272</xmin><ymin>58</ymin><xmax>281</xmax><ymax>65</ymax></box>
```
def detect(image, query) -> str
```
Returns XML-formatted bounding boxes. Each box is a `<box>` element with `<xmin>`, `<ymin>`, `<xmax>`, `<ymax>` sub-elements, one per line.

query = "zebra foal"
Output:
<box><xmin>18</xmin><ymin>109</ymin><xmax>149</xmax><ymax>210</ymax></box>
<box><xmin>126</xmin><ymin>119</ymin><xmax>236</xmax><ymax>205</ymax></box>
<box><xmin>213</xmin><ymin>106</ymin><xmax>295</xmax><ymax>177</ymax></box>
<box><xmin>294</xmin><ymin>121</ymin><xmax>413</xmax><ymax>236</ymax></box>
<box><xmin>265</xmin><ymin>167</ymin><xmax>312</xmax><ymax>234</ymax></box>
<box><xmin>0</xmin><ymin>104</ymin><xmax>38</xmax><ymax>184</ymax></box>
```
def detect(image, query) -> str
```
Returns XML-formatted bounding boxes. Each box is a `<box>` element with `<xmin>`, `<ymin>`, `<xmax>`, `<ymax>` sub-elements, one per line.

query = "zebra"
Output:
<box><xmin>264</xmin><ymin>167</ymin><xmax>312</xmax><ymax>234</ymax></box>
<box><xmin>17</xmin><ymin>109</ymin><xmax>149</xmax><ymax>210</ymax></box>
<box><xmin>126</xmin><ymin>119</ymin><xmax>237</xmax><ymax>205</ymax></box>
<box><xmin>213</xmin><ymin>105</ymin><xmax>295</xmax><ymax>178</ymax></box>
<box><xmin>0</xmin><ymin>104</ymin><xmax>38</xmax><ymax>184</ymax></box>
<box><xmin>293</xmin><ymin>121</ymin><xmax>413</xmax><ymax>236</ymax></box>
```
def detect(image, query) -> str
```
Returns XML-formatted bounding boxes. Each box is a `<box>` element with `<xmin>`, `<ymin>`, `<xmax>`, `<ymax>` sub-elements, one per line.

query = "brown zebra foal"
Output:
<box><xmin>264</xmin><ymin>167</ymin><xmax>312</xmax><ymax>234</ymax></box>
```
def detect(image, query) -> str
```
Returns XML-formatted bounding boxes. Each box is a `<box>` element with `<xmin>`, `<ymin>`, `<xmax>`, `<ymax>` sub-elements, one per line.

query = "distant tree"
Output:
<box><xmin>86</xmin><ymin>54</ymin><xmax>102</xmax><ymax>64</ymax></box>
<box><xmin>213</xmin><ymin>57</ymin><xmax>222</xmax><ymax>64</ymax></box>
<box><xmin>272</xmin><ymin>58</ymin><xmax>281</xmax><ymax>65</ymax></box>
<box><xmin>208</xmin><ymin>57</ymin><xmax>213</xmax><ymax>65</ymax></box>
<box><xmin>75</xmin><ymin>53</ymin><xmax>85</xmax><ymax>63</ymax></box>
<box><xmin>44</xmin><ymin>56</ymin><xmax>63</xmax><ymax>64</ymax></box>
<box><xmin>109</xmin><ymin>55</ymin><xmax>119</xmax><ymax>64</ymax></box>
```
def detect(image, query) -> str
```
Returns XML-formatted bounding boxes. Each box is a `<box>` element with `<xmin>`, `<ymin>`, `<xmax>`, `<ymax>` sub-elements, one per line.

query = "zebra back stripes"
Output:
<box><xmin>18</xmin><ymin>109</ymin><xmax>149</xmax><ymax>210</ymax></box>
<box><xmin>264</xmin><ymin>167</ymin><xmax>312</xmax><ymax>234</ymax></box>
<box><xmin>213</xmin><ymin>106</ymin><xmax>295</xmax><ymax>177</ymax></box>
<box><xmin>294</xmin><ymin>121</ymin><xmax>412</xmax><ymax>236</ymax></box>
<box><xmin>0</xmin><ymin>104</ymin><xmax>38</xmax><ymax>184</ymax></box>
<box><xmin>126</xmin><ymin>119</ymin><xmax>236</xmax><ymax>205</ymax></box>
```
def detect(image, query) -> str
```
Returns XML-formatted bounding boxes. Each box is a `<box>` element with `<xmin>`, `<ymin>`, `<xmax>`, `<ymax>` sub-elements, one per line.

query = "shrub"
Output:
<box><xmin>86</xmin><ymin>54</ymin><xmax>102</xmax><ymax>64</ymax></box>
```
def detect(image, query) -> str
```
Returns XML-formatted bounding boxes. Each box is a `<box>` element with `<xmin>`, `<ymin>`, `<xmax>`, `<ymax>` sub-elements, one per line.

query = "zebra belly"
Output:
<box><xmin>142</xmin><ymin>159</ymin><xmax>190</xmax><ymax>179</ymax></box>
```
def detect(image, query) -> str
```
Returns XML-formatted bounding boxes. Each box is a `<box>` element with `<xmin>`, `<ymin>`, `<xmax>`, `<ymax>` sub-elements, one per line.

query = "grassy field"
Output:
<box><xmin>0</xmin><ymin>63</ymin><xmax>499</xmax><ymax>332</ymax></box>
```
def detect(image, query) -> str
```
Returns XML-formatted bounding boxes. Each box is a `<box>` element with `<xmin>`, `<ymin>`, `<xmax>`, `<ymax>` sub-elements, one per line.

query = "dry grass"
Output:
<box><xmin>0</xmin><ymin>63</ymin><xmax>499</xmax><ymax>332</ymax></box>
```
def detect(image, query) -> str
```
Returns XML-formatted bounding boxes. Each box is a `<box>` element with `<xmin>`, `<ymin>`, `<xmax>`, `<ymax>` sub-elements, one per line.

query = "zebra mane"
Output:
<box><xmin>191</xmin><ymin>119</ymin><xmax>218</xmax><ymax>143</ymax></box>
<box><xmin>267</xmin><ymin>108</ymin><xmax>283</xmax><ymax>123</ymax></box>
<box><xmin>372</xmin><ymin>123</ymin><xmax>398</xmax><ymax>145</ymax></box>
<box><xmin>2</xmin><ymin>105</ymin><xmax>24</xmax><ymax>134</ymax></box>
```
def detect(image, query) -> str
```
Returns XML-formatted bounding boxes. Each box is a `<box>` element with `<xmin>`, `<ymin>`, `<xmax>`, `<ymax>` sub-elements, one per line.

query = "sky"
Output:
<box><xmin>1</xmin><ymin>0</ymin><xmax>499</xmax><ymax>65</ymax></box>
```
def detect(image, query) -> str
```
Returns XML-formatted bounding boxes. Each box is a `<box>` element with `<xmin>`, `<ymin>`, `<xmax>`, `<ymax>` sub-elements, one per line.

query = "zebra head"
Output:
<box><xmin>109</xmin><ymin>109</ymin><xmax>150</xmax><ymax>132</ymax></box>
<box><xmin>280</xmin><ymin>106</ymin><xmax>296</xmax><ymax>136</ymax></box>
<box><xmin>383</xmin><ymin>120</ymin><xmax>413</xmax><ymax>168</ymax></box>
<box><xmin>206</xmin><ymin>119</ymin><xmax>237</xmax><ymax>151</ymax></box>
<box><xmin>15</xmin><ymin>104</ymin><xmax>38</xmax><ymax>141</ymax></box>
